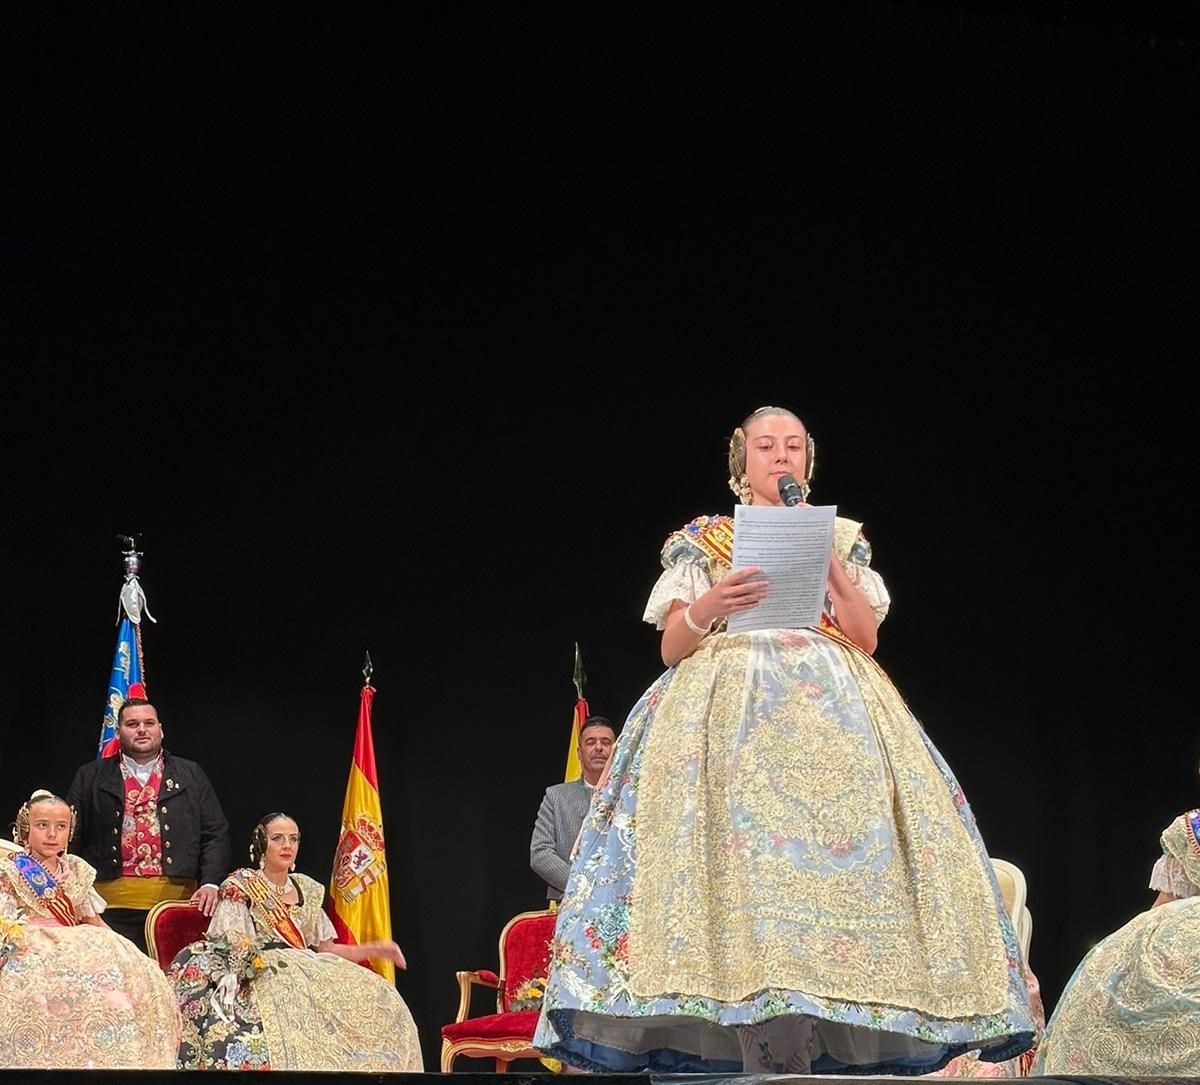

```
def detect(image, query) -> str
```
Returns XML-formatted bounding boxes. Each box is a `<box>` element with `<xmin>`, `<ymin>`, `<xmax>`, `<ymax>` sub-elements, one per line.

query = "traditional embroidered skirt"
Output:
<box><xmin>0</xmin><ymin>923</ymin><xmax>179</xmax><ymax>1068</ymax></box>
<box><xmin>534</xmin><ymin>629</ymin><xmax>1036</xmax><ymax>1074</ymax></box>
<box><xmin>170</xmin><ymin>941</ymin><xmax>423</xmax><ymax>1071</ymax></box>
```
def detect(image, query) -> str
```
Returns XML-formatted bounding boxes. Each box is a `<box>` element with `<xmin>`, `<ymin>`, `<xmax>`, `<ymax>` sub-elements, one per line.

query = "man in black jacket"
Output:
<box><xmin>66</xmin><ymin>697</ymin><xmax>231</xmax><ymax>952</ymax></box>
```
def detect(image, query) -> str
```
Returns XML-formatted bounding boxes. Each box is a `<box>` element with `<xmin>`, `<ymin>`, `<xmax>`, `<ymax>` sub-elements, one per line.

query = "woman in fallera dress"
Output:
<box><xmin>1034</xmin><ymin>802</ymin><xmax>1200</xmax><ymax>1075</ymax></box>
<box><xmin>167</xmin><ymin>811</ymin><xmax>423</xmax><ymax>1071</ymax></box>
<box><xmin>0</xmin><ymin>789</ymin><xmax>179</xmax><ymax>1068</ymax></box>
<box><xmin>534</xmin><ymin>405</ymin><xmax>1035</xmax><ymax>1075</ymax></box>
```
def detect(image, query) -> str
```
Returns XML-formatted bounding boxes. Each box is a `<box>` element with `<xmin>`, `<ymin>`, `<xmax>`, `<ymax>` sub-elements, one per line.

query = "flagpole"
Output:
<box><xmin>564</xmin><ymin>643</ymin><xmax>589</xmax><ymax>782</ymax></box>
<box><xmin>572</xmin><ymin>641</ymin><xmax>586</xmax><ymax>704</ymax></box>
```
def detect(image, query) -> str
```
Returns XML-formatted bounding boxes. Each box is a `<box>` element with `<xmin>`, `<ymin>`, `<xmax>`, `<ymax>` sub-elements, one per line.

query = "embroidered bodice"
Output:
<box><xmin>208</xmin><ymin>869</ymin><xmax>337</xmax><ymax>948</ymax></box>
<box><xmin>643</xmin><ymin>511</ymin><xmax>891</xmax><ymax>629</ymax></box>
<box><xmin>0</xmin><ymin>853</ymin><xmax>106</xmax><ymax>923</ymax></box>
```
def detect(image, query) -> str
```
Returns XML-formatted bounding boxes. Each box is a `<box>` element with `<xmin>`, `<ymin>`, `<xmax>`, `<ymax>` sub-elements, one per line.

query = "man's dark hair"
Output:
<box><xmin>580</xmin><ymin>715</ymin><xmax>616</xmax><ymax>739</ymax></box>
<box><xmin>116</xmin><ymin>696</ymin><xmax>154</xmax><ymax>724</ymax></box>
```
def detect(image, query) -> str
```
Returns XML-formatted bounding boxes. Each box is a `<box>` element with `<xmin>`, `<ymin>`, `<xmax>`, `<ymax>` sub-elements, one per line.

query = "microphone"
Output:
<box><xmin>778</xmin><ymin>474</ymin><xmax>806</xmax><ymax>507</ymax></box>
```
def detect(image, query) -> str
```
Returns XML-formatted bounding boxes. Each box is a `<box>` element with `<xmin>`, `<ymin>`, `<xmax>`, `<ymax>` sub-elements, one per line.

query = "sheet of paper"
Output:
<box><xmin>726</xmin><ymin>503</ymin><xmax>836</xmax><ymax>633</ymax></box>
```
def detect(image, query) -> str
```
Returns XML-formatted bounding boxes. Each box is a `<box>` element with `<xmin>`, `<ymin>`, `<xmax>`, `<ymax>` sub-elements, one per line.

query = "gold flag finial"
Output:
<box><xmin>362</xmin><ymin>651</ymin><xmax>374</xmax><ymax>688</ymax></box>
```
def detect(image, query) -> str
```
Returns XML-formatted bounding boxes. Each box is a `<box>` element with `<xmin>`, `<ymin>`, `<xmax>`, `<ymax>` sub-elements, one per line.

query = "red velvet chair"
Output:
<box><xmin>144</xmin><ymin>898</ymin><xmax>212</xmax><ymax>968</ymax></box>
<box><xmin>144</xmin><ymin>896</ymin><xmax>376</xmax><ymax>972</ymax></box>
<box><xmin>440</xmin><ymin>905</ymin><xmax>558</xmax><ymax>1072</ymax></box>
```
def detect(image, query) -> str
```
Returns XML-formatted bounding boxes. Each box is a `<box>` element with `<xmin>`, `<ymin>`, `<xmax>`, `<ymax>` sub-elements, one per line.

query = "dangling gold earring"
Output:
<box><xmin>289</xmin><ymin>861</ymin><xmax>296</xmax><ymax>872</ymax></box>
<box><xmin>728</xmin><ymin>426</ymin><xmax>748</xmax><ymax>503</ymax></box>
<box><xmin>738</xmin><ymin>474</ymin><xmax>753</xmax><ymax>505</ymax></box>
<box><xmin>13</xmin><ymin>801</ymin><xmax>30</xmax><ymax>849</ymax></box>
<box><xmin>258</xmin><ymin>856</ymin><xmax>265</xmax><ymax>870</ymax></box>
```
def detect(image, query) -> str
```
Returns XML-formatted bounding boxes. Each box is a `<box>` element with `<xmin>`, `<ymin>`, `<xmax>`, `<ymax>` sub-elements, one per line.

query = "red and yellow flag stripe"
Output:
<box><xmin>328</xmin><ymin>684</ymin><xmax>395</xmax><ymax>983</ymax></box>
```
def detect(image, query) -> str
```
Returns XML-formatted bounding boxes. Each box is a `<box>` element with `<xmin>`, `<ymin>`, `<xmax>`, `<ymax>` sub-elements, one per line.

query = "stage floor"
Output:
<box><xmin>0</xmin><ymin>1073</ymin><xmax>1183</xmax><ymax>1084</ymax></box>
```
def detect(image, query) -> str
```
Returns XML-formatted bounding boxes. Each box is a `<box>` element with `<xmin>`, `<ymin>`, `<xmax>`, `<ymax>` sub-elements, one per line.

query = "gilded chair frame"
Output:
<box><xmin>144</xmin><ymin>897</ymin><xmax>207</xmax><ymax>968</ymax></box>
<box><xmin>440</xmin><ymin>904</ymin><xmax>557</xmax><ymax>1072</ymax></box>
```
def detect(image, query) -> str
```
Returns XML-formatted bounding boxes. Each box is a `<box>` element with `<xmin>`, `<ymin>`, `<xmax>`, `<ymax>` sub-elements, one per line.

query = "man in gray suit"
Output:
<box><xmin>530</xmin><ymin>715</ymin><xmax>616</xmax><ymax>901</ymax></box>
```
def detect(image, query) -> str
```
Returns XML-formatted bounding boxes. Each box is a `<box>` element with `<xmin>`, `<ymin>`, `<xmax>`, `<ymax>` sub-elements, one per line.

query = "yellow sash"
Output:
<box><xmin>3</xmin><ymin>855</ymin><xmax>79</xmax><ymax>927</ymax></box>
<box><xmin>95</xmin><ymin>875</ymin><xmax>196</xmax><ymax>909</ymax></box>
<box><xmin>232</xmin><ymin>870</ymin><xmax>307</xmax><ymax>949</ymax></box>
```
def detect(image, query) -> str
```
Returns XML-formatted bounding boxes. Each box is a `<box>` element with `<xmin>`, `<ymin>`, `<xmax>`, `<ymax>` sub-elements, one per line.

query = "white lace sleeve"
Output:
<box><xmin>315</xmin><ymin>906</ymin><xmax>337</xmax><ymax>945</ymax></box>
<box><xmin>207</xmin><ymin>898</ymin><xmax>257</xmax><ymax>939</ymax></box>
<box><xmin>843</xmin><ymin>562</ymin><xmax>891</xmax><ymax>624</ymax></box>
<box><xmin>1149</xmin><ymin>855</ymin><xmax>1200</xmax><ymax>898</ymax></box>
<box><xmin>643</xmin><ymin>561</ymin><xmax>714</xmax><ymax>630</ymax></box>
<box><xmin>76</xmin><ymin>887</ymin><xmax>107</xmax><ymax>918</ymax></box>
<box><xmin>0</xmin><ymin>885</ymin><xmax>22</xmax><ymax>922</ymax></box>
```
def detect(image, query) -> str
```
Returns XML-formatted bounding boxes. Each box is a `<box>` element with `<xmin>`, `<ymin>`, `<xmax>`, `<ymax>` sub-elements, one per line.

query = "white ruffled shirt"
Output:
<box><xmin>121</xmin><ymin>752</ymin><xmax>159</xmax><ymax>785</ymax></box>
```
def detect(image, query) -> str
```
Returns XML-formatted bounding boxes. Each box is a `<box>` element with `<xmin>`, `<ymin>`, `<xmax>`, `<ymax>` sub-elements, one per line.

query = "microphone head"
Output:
<box><xmin>778</xmin><ymin>474</ymin><xmax>805</xmax><ymax>506</ymax></box>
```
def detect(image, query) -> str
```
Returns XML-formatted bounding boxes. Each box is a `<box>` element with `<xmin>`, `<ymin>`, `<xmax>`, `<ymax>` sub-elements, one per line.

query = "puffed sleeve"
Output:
<box><xmin>1149</xmin><ymin>854</ymin><xmax>1200</xmax><ymax>898</ymax></box>
<box><xmin>1155</xmin><ymin>810</ymin><xmax>1200</xmax><ymax>895</ymax></box>
<box><xmin>207</xmin><ymin>880</ymin><xmax>257</xmax><ymax>939</ymax></box>
<box><xmin>844</xmin><ymin>563</ymin><xmax>891</xmax><ymax>624</ymax></box>
<box><xmin>643</xmin><ymin>562</ymin><xmax>713</xmax><ymax>629</ymax></box>
<box><xmin>642</xmin><ymin>520</ymin><xmax>723</xmax><ymax>629</ymax></box>
<box><xmin>65</xmin><ymin>856</ymin><xmax>106</xmax><ymax>918</ymax></box>
<box><xmin>0</xmin><ymin>883</ymin><xmax>21</xmax><ymax>921</ymax></box>
<box><xmin>835</xmin><ymin>524</ymin><xmax>891</xmax><ymax>624</ymax></box>
<box><xmin>75</xmin><ymin>887</ymin><xmax>107</xmax><ymax>918</ymax></box>
<box><xmin>314</xmin><ymin>906</ymin><xmax>337</xmax><ymax>945</ymax></box>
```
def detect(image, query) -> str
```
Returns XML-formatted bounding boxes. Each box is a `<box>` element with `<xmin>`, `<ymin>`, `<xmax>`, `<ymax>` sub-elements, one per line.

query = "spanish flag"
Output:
<box><xmin>563</xmin><ymin>696</ymin><xmax>589</xmax><ymax>783</ymax></box>
<box><xmin>563</xmin><ymin>643</ymin><xmax>588</xmax><ymax>783</ymax></box>
<box><xmin>328</xmin><ymin>672</ymin><xmax>395</xmax><ymax>983</ymax></box>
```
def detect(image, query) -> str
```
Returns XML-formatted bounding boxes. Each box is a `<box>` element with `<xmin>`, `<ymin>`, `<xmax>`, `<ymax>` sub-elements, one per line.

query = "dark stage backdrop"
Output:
<box><xmin>4</xmin><ymin>1</ymin><xmax>1196</xmax><ymax>1071</ymax></box>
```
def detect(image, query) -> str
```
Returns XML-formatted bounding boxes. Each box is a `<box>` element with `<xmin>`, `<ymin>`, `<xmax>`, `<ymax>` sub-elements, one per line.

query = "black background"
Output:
<box><xmin>4</xmin><ymin>1</ymin><xmax>1198</xmax><ymax>1071</ymax></box>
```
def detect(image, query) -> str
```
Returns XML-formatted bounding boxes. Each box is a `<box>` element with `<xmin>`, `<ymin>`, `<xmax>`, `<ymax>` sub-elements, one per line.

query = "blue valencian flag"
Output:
<box><xmin>97</xmin><ymin>617</ymin><xmax>145</xmax><ymax>758</ymax></box>
<box><xmin>97</xmin><ymin>539</ymin><xmax>156</xmax><ymax>759</ymax></box>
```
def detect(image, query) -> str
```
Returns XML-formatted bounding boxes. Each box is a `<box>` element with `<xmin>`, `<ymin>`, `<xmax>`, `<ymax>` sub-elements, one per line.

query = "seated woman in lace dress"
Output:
<box><xmin>167</xmin><ymin>811</ymin><xmax>422</xmax><ymax>1071</ymax></box>
<box><xmin>0</xmin><ymin>789</ymin><xmax>179</xmax><ymax>1068</ymax></box>
<box><xmin>1034</xmin><ymin>804</ymin><xmax>1200</xmax><ymax>1075</ymax></box>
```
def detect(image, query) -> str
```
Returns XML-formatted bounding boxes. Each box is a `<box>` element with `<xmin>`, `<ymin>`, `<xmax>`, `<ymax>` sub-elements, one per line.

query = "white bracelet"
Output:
<box><xmin>683</xmin><ymin>604</ymin><xmax>712</xmax><ymax>636</ymax></box>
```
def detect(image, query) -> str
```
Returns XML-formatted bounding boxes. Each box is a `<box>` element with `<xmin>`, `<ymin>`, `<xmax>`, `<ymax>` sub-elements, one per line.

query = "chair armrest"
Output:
<box><xmin>454</xmin><ymin>969</ymin><xmax>500</xmax><ymax>1024</ymax></box>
